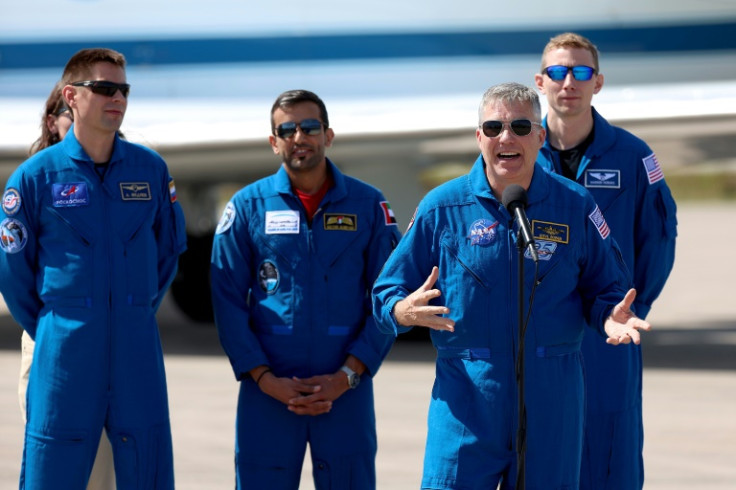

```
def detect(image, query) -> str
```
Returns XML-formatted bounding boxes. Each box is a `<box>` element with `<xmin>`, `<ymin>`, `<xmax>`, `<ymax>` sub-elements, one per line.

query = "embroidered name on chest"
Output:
<box><xmin>120</xmin><ymin>182</ymin><xmax>152</xmax><ymax>200</ymax></box>
<box><xmin>532</xmin><ymin>220</ymin><xmax>569</xmax><ymax>244</ymax></box>
<box><xmin>324</xmin><ymin>213</ymin><xmax>357</xmax><ymax>231</ymax></box>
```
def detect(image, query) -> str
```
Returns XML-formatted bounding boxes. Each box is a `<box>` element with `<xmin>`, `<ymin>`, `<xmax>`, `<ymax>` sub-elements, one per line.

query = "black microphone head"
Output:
<box><xmin>501</xmin><ymin>184</ymin><xmax>528</xmax><ymax>211</ymax></box>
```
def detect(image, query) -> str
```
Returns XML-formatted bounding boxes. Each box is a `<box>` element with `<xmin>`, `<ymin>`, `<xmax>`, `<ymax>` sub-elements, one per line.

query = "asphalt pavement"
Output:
<box><xmin>1</xmin><ymin>202</ymin><xmax>735</xmax><ymax>489</ymax></box>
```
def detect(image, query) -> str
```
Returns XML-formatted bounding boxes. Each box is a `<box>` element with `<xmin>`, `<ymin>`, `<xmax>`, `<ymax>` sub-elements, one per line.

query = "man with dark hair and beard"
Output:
<box><xmin>211</xmin><ymin>89</ymin><xmax>401</xmax><ymax>490</ymax></box>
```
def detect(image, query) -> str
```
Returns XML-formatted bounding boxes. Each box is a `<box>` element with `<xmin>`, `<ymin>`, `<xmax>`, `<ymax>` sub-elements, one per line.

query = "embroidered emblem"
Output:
<box><xmin>526</xmin><ymin>240</ymin><xmax>557</xmax><ymax>261</ymax></box>
<box><xmin>2</xmin><ymin>188</ymin><xmax>21</xmax><ymax>216</ymax></box>
<box><xmin>380</xmin><ymin>201</ymin><xmax>398</xmax><ymax>226</ymax></box>
<box><xmin>589</xmin><ymin>205</ymin><xmax>610</xmax><ymax>239</ymax></box>
<box><xmin>468</xmin><ymin>218</ymin><xmax>499</xmax><ymax>246</ymax></box>
<box><xmin>0</xmin><ymin>218</ymin><xmax>28</xmax><ymax>254</ymax></box>
<box><xmin>532</xmin><ymin>220</ymin><xmax>569</xmax><ymax>244</ymax></box>
<box><xmin>216</xmin><ymin>202</ymin><xmax>236</xmax><ymax>235</ymax></box>
<box><xmin>258</xmin><ymin>260</ymin><xmax>280</xmax><ymax>294</ymax></box>
<box><xmin>324</xmin><ymin>213</ymin><xmax>357</xmax><ymax>231</ymax></box>
<box><xmin>585</xmin><ymin>169</ymin><xmax>620</xmax><ymax>189</ymax></box>
<box><xmin>168</xmin><ymin>179</ymin><xmax>178</xmax><ymax>203</ymax></box>
<box><xmin>406</xmin><ymin>207</ymin><xmax>417</xmax><ymax>233</ymax></box>
<box><xmin>265</xmin><ymin>210</ymin><xmax>300</xmax><ymax>234</ymax></box>
<box><xmin>120</xmin><ymin>182</ymin><xmax>152</xmax><ymax>201</ymax></box>
<box><xmin>642</xmin><ymin>153</ymin><xmax>664</xmax><ymax>185</ymax></box>
<box><xmin>52</xmin><ymin>182</ymin><xmax>89</xmax><ymax>207</ymax></box>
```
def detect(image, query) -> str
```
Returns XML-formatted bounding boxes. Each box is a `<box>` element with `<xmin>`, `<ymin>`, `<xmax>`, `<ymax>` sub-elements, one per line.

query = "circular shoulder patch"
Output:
<box><xmin>258</xmin><ymin>260</ymin><xmax>280</xmax><ymax>294</ymax></box>
<box><xmin>2</xmin><ymin>188</ymin><xmax>22</xmax><ymax>216</ymax></box>
<box><xmin>0</xmin><ymin>218</ymin><xmax>28</xmax><ymax>254</ymax></box>
<box><xmin>215</xmin><ymin>202</ymin><xmax>236</xmax><ymax>235</ymax></box>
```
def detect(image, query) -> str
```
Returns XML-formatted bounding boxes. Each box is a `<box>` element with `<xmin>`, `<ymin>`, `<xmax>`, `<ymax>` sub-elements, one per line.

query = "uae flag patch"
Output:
<box><xmin>380</xmin><ymin>201</ymin><xmax>397</xmax><ymax>226</ymax></box>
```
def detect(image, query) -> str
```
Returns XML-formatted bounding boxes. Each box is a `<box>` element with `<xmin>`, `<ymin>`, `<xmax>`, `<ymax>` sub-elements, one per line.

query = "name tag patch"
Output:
<box><xmin>120</xmin><ymin>182</ymin><xmax>152</xmax><ymax>201</ymax></box>
<box><xmin>324</xmin><ymin>213</ymin><xmax>357</xmax><ymax>231</ymax></box>
<box><xmin>265</xmin><ymin>210</ymin><xmax>300</xmax><ymax>234</ymax></box>
<box><xmin>52</xmin><ymin>183</ymin><xmax>89</xmax><ymax>207</ymax></box>
<box><xmin>585</xmin><ymin>169</ymin><xmax>620</xmax><ymax>189</ymax></box>
<box><xmin>532</xmin><ymin>220</ymin><xmax>569</xmax><ymax>244</ymax></box>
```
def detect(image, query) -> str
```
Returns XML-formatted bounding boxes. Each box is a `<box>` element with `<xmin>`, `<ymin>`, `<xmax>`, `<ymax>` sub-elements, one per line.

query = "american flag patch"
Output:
<box><xmin>588</xmin><ymin>205</ymin><xmax>610</xmax><ymax>240</ymax></box>
<box><xmin>642</xmin><ymin>153</ymin><xmax>664</xmax><ymax>185</ymax></box>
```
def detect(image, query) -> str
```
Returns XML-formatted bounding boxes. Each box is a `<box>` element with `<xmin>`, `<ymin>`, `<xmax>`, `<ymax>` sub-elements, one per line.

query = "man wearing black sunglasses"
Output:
<box><xmin>535</xmin><ymin>32</ymin><xmax>678</xmax><ymax>490</ymax></box>
<box><xmin>211</xmin><ymin>89</ymin><xmax>400</xmax><ymax>489</ymax></box>
<box><xmin>0</xmin><ymin>48</ymin><xmax>186</xmax><ymax>488</ymax></box>
<box><xmin>373</xmin><ymin>82</ymin><xmax>651</xmax><ymax>489</ymax></box>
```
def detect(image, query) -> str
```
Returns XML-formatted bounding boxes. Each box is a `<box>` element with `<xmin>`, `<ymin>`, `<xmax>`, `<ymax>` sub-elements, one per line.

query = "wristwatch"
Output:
<box><xmin>340</xmin><ymin>365</ymin><xmax>360</xmax><ymax>389</ymax></box>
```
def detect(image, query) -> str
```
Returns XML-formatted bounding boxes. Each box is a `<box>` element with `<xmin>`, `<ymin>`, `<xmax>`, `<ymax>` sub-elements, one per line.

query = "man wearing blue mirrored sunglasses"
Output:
<box><xmin>211</xmin><ymin>89</ymin><xmax>401</xmax><ymax>490</ymax></box>
<box><xmin>535</xmin><ymin>32</ymin><xmax>678</xmax><ymax>490</ymax></box>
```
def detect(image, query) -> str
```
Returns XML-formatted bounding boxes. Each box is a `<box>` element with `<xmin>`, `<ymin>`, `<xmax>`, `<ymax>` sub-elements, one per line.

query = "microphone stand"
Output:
<box><xmin>515</xmin><ymin>229</ymin><xmax>527</xmax><ymax>490</ymax></box>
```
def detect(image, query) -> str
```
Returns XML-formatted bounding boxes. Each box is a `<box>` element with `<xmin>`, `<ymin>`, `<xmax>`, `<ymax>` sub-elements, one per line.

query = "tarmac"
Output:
<box><xmin>0</xmin><ymin>201</ymin><xmax>735</xmax><ymax>489</ymax></box>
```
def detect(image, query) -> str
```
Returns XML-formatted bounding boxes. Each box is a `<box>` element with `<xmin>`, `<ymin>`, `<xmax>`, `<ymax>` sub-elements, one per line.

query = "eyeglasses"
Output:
<box><xmin>275</xmin><ymin>119</ymin><xmax>323</xmax><ymax>139</ymax></box>
<box><xmin>542</xmin><ymin>65</ymin><xmax>596</xmax><ymax>81</ymax></box>
<box><xmin>55</xmin><ymin>105</ymin><xmax>71</xmax><ymax>117</ymax></box>
<box><xmin>71</xmin><ymin>80</ymin><xmax>130</xmax><ymax>98</ymax></box>
<box><xmin>481</xmin><ymin>119</ymin><xmax>541</xmax><ymax>138</ymax></box>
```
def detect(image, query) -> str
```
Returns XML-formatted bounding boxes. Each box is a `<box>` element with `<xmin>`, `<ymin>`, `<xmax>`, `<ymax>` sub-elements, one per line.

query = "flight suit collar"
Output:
<box><xmin>274</xmin><ymin>158</ymin><xmax>347</xmax><ymax>205</ymax></box>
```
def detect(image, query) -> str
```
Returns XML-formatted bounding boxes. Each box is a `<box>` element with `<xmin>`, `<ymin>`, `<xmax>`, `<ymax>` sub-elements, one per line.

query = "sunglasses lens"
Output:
<box><xmin>482</xmin><ymin>121</ymin><xmax>503</xmax><ymax>137</ymax></box>
<box><xmin>300</xmin><ymin>119</ymin><xmax>323</xmax><ymax>136</ymax></box>
<box><xmin>510</xmin><ymin>120</ymin><xmax>532</xmax><ymax>136</ymax></box>
<box><xmin>276</xmin><ymin>120</ymin><xmax>323</xmax><ymax>138</ymax></box>
<box><xmin>572</xmin><ymin>66</ymin><xmax>595</xmax><ymax>81</ymax></box>
<box><xmin>276</xmin><ymin>123</ymin><xmax>296</xmax><ymax>139</ymax></box>
<box><xmin>85</xmin><ymin>82</ymin><xmax>130</xmax><ymax>98</ymax></box>
<box><xmin>91</xmin><ymin>85</ymin><xmax>116</xmax><ymax>97</ymax></box>
<box><xmin>545</xmin><ymin>66</ymin><xmax>568</xmax><ymax>81</ymax></box>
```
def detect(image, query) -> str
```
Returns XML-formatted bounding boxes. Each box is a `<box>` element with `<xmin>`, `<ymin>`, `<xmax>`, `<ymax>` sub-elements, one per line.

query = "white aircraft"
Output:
<box><xmin>2</xmin><ymin>0</ymin><xmax>735</xmax><ymax>319</ymax></box>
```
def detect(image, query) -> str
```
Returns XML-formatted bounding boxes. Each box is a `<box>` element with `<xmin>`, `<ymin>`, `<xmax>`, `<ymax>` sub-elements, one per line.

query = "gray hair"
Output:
<box><xmin>478</xmin><ymin>82</ymin><xmax>542</xmax><ymax>125</ymax></box>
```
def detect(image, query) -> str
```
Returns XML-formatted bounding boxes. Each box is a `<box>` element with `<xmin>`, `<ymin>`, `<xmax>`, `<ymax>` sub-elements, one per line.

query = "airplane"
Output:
<box><xmin>2</xmin><ymin>0</ymin><xmax>736</xmax><ymax>321</ymax></box>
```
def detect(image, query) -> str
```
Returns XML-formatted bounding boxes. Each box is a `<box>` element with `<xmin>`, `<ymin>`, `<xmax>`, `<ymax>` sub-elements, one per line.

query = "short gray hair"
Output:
<box><xmin>478</xmin><ymin>82</ymin><xmax>542</xmax><ymax>125</ymax></box>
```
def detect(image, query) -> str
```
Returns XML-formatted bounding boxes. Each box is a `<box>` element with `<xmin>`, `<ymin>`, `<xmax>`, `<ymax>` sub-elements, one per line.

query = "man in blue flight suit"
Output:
<box><xmin>534</xmin><ymin>32</ymin><xmax>678</xmax><ymax>489</ymax></box>
<box><xmin>210</xmin><ymin>89</ymin><xmax>400</xmax><ymax>489</ymax></box>
<box><xmin>0</xmin><ymin>48</ymin><xmax>186</xmax><ymax>488</ymax></box>
<box><xmin>372</xmin><ymin>82</ymin><xmax>651</xmax><ymax>489</ymax></box>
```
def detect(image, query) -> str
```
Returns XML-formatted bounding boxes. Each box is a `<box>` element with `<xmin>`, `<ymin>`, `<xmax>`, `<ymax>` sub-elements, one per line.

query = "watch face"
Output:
<box><xmin>349</xmin><ymin>374</ymin><xmax>360</xmax><ymax>389</ymax></box>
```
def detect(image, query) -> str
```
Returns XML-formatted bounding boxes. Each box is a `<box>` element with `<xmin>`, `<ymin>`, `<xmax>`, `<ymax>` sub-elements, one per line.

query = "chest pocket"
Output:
<box><xmin>439</xmin><ymin>229</ymin><xmax>501</xmax><ymax>290</ymax></box>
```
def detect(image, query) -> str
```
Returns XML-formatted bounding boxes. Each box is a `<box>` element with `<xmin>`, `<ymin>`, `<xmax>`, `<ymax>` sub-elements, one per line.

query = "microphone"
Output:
<box><xmin>502</xmin><ymin>185</ymin><xmax>538</xmax><ymax>262</ymax></box>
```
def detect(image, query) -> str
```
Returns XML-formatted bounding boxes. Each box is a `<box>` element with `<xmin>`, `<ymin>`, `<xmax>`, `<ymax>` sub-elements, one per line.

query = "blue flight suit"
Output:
<box><xmin>537</xmin><ymin>108</ymin><xmax>677</xmax><ymax>489</ymax></box>
<box><xmin>372</xmin><ymin>158</ymin><xmax>632</xmax><ymax>489</ymax></box>
<box><xmin>210</xmin><ymin>160</ymin><xmax>400</xmax><ymax>490</ymax></box>
<box><xmin>0</xmin><ymin>130</ymin><xmax>187</xmax><ymax>489</ymax></box>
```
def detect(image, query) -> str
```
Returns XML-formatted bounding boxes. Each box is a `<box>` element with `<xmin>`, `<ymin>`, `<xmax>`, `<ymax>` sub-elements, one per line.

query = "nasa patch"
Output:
<box><xmin>0</xmin><ymin>218</ymin><xmax>28</xmax><ymax>254</ymax></box>
<box><xmin>2</xmin><ymin>188</ymin><xmax>21</xmax><ymax>216</ymax></box>
<box><xmin>468</xmin><ymin>218</ymin><xmax>499</xmax><ymax>246</ymax></box>
<box><xmin>216</xmin><ymin>202</ymin><xmax>236</xmax><ymax>235</ymax></box>
<box><xmin>258</xmin><ymin>260</ymin><xmax>280</xmax><ymax>294</ymax></box>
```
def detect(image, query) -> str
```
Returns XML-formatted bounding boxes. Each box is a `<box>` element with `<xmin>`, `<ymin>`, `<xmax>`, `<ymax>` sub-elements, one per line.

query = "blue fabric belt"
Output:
<box><xmin>435</xmin><ymin>343</ymin><xmax>581</xmax><ymax>359</ymax></box>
